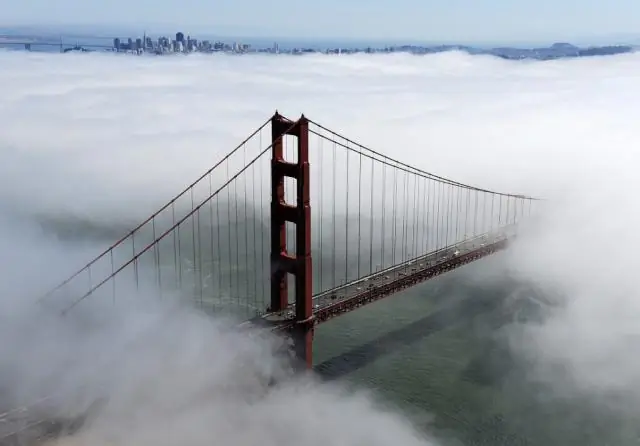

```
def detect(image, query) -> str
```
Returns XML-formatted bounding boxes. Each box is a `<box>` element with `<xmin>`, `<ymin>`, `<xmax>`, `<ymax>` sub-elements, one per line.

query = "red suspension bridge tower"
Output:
<box><xmin>269</xmin><ymin>113</ymin><xmax>314</xmax><ymax>369</ymax></box>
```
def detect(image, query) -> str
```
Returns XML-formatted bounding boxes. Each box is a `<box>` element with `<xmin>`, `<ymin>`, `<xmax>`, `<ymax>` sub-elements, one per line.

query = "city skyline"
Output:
<box><xmin>1</xmin><ymin>29</ymin><xmax>633</xmax><ymax>61</ymax></box>
<box><xmin>2</xmin><ymin>0</ymin><xmax>640</xmax><ymax>44</ymax></box>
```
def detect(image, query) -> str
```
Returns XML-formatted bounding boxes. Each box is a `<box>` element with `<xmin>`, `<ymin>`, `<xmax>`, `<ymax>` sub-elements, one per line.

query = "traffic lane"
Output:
<box><xmin>312</xmin><ymin>236</ymin><xmax>501</xmax><ymax>311</ymax></box>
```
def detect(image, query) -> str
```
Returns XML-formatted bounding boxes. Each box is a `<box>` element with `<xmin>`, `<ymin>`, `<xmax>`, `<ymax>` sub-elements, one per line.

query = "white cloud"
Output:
<box><xmin>2</xmin><ymin>48</ymin><xmax>640</xmax><ymax>443</ymax></box>
<box><xmin>0</xmin><ymin>50</ymin><xmax>445</xmax><ymax>445</ymax></box>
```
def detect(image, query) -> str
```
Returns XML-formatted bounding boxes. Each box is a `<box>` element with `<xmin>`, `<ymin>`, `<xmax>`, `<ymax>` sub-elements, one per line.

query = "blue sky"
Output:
<box><xmin>1</xmin><ymin>0</ymin><xmax>639</xmax><ymax>44</ymax></box>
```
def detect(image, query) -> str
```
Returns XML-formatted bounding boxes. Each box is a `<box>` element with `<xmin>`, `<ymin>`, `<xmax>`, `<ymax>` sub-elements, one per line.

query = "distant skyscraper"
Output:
<box><xmin>113</xmin><ymin>38</ymin><xmax>120</xmax><ymax>51</ymax></box>
<box><xmin>176</xmin><ymin>32</ymin><xmax>184</xmax><ymax>43</ymax></box>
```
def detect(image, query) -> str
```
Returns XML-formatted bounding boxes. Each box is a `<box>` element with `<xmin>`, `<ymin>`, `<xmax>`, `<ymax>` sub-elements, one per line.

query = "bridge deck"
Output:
<box><xmin>253</xmin><ymin>231</ymin><xmax>512</xmax><ymax>332</ymax></box>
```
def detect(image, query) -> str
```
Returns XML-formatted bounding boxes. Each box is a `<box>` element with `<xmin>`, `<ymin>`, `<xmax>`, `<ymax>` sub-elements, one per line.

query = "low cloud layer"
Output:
<box><xmin>2</xmin><ymin>49</ymin><xmax>640</xmax><ymax>443</ymax></box>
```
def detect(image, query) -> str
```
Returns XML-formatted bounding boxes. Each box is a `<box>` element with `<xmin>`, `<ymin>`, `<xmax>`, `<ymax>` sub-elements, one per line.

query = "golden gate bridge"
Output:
<box><xmin>0</xmin><ymin>112</ymin><xmax>539</xmax><ymax>443</ymax></box>
<box><xmin>0</xmin><ymin>38</ymin><xmax>113</xmax><ymax>52</ymax></box>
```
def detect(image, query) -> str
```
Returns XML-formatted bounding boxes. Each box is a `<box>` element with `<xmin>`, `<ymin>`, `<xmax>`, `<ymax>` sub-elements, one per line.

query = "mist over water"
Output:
<box><xmin>2</xmin><ymin>49</ymin><xmax>640</xmax><ymax>444</ymax></box>
<box><xmin>0</xmin><ymin>210</ymin><xmax>439</xmax><ymax>446</ymax></box>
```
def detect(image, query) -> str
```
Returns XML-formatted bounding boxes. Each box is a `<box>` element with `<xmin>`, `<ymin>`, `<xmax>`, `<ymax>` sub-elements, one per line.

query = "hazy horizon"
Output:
<box><xmin>2</xmin><ymin>23</ymin><xmax>640</xmax><ymax>49</ymax></box>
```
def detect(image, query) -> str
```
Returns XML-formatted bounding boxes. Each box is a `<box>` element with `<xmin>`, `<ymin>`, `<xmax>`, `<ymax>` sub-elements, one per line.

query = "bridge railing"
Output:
<box><xmin>311</xmin><ymin>225</ymin><xmax>518</xmax><ymax>301</ymax></box>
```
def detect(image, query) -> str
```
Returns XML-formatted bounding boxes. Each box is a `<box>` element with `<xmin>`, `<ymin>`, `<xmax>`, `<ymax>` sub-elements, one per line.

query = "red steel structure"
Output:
<box><xmin>36</xmin><ymin>110</ymin><xmax>540</xmax><ymax>371</ymax></box>
<box><xmin>269</xmin><ymin>113</ymin><xmax>314</xmax><ymax>369</ymax></box>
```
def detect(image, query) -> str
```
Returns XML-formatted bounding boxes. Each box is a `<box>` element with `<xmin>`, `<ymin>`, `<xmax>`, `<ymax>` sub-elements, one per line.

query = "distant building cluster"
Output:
<box><xmin>1</xmin><ymin>32</ymin><xmax>634</xmax><ymax>60</ymax></box>
<box><xmin>112</xmin><ymin>32</ymin><xmax>262</xmax><ymax>54</ymax></box>
<box><xmin>108</xmin><ymin>35</ymin><xmax>635</xmax><ymax>59</ymax></box>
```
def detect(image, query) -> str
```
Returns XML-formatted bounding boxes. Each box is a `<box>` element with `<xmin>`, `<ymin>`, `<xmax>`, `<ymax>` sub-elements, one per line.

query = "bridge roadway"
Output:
<box><xmin>0</xmin><ymin>40</ymin><xmax>111</xmax><ymax>47</ymax></box>
<box><xmin>0</xmin><ymin>402</ymin><xmax>74</xmax><ymax>446</ymax></box>
<box><xmin>255</xmin><ymin>229</ymin><xmax>514</xmax><ymax>332</ymax></box>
